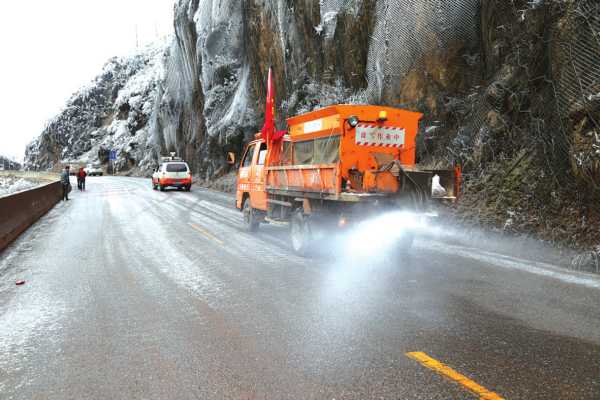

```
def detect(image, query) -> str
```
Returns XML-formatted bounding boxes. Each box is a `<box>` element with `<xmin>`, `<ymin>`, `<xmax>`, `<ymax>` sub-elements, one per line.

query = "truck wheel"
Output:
<box><xmin>185</xmin><ymin>185</ymin><xmax>191</xmax><ymax>192</ymax></box>
<box><xmin>160</xmin><ymin>184</ymin><xmax>165</xmax><ymax>192</ymax></box>
<box><xmin>290</xmin><ymin>210</ymin><xmax>312</xmax><ymax>255</ymax></box>
<box><xmin>243</xmin><ymin>200</ymin><xmax>259</xmax><ymax>232</ymax></box>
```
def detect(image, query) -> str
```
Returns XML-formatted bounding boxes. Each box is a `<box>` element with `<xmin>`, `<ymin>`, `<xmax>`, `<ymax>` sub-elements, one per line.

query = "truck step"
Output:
<box><xmin>267</xmin><ymin>199</ymin><xmax>292</xmax><ymax>207</ymax></box>
<box><xmin>264</xmin><ymin>217</ymin><xmax>290</xmax><ymax>227</ymax></box>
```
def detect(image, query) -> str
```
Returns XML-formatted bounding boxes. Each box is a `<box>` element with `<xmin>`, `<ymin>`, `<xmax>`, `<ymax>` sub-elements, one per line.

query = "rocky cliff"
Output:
<box><xmin>25</xmin><ymin>0</ymin><xmax>600</xmax><ymax>249</ymax></box>
<box><xmin>25</xmin><ymin>43</ymin><xmax>165</xmax><ymax>174</ymax></box>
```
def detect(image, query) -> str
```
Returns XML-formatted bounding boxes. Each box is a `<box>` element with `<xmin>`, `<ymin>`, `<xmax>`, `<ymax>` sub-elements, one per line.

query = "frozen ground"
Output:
<box><xmin>0</xmin><ymin>176</ymin><xmax>599</xmax><ymax>399</ymax></box>
<box><xmin>0</xmin><ymin>176</ymin><xmax>40</xmax><ymax>197</ymax></box>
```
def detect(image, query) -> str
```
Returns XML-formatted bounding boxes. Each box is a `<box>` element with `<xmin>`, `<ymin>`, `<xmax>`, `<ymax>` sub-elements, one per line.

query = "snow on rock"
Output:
<box><xmin>25</xmin><ymin>0</ymin><xmax>482</xmax><ymax>179</ymax></box>
<box><xmin>25</xmin><ymin>42</ymin><xmax>167</xmax><ymax>175</ymax></box>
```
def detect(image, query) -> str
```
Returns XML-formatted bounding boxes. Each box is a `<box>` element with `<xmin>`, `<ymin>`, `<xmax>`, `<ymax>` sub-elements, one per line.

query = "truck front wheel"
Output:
<box><xmin>243</xmin><ymin>200</ymin><xmax>259</xmax><ymax>232</ymax></box>
<box><xmin>290</xmin><ymin>210</ymin><xmax>312</xmax><ymax>255</ymax></box>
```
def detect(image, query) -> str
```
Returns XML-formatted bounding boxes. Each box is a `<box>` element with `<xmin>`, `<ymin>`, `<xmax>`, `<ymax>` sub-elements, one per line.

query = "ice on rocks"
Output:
<box><xmin>25</xmin><ymin>41</ymin><xmax>167</xmax><ymax>173</ymax></box>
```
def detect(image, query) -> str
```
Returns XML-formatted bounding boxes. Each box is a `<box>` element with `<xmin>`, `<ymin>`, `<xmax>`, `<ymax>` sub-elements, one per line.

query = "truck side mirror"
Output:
<box><xmin>227</xmin><ymin>152</ymin><xmax>236</xmax><ymax>165</ymax></box>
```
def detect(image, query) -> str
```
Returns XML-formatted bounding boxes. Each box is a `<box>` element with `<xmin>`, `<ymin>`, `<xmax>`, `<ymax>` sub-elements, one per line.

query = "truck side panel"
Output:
<box><xmin>266</xmin><ymin>164</ymin><xmax>339</xmax><ymax>194</ymax></box>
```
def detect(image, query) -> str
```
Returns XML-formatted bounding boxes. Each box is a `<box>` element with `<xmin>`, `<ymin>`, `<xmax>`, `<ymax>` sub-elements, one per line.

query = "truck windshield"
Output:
<box><xmin>166</xmin><ymin>163</ymin><xmax>188</xmax><ymax>172</ymax></box>
<box><xmin>257</xmin><ymin>143</ymin><xmax>268</xmax><ymax>165</ymax></box>
<box><xmin>242</xmin><ymin>144</ymin><xmax>256</xmax><ymax>167</ymax></box>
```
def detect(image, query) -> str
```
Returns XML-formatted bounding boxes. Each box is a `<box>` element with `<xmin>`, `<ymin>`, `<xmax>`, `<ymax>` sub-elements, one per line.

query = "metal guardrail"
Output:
<box><xmin>0</xmin><ymin>173</ymin><xmax>62</xmax><ymax>252</ymax></box>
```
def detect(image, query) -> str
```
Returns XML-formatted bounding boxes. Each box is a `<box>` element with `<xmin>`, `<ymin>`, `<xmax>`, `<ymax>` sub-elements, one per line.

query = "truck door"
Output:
<box><xmin>237</xmin><ymin>142</ymin><xmax>257</xmax><ymax>209</ymax></box>
<box><xmin>250</xmin><ymin>142</ymin><xmax>268</xmax><ymax>211</ymax></box>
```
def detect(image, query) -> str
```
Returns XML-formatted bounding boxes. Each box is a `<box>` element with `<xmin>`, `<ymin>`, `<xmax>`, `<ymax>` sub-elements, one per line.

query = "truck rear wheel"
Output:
<box><xmin>290</xmin><ymin>210</ymin><xmax>312</xmax><ymax>255</ymax></box>
<box><xmin>243</xmin><ymin>200</ymin><xmax>259</xmax><ymax>232</ymax></box>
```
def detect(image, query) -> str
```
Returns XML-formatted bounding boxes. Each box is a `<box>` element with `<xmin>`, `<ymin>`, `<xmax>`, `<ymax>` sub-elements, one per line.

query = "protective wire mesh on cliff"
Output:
<box><xmin>359</xmin><ymin>0</ymin><xmax>599</xmax><ymax>189</ymax></box>
<box><xmin>491</xmin><ymin>0</ymin><xmax>600</xmax><ymax>189</ymax></box>
<box><xmin>365</xmin><ymin>0</ymin><xmax>480</xmax><ymax>102</ymax></box>
<box><xmin>552</xmin><ymin>0</ymin><xmax>600</xmax><ymax>187</ymax></box>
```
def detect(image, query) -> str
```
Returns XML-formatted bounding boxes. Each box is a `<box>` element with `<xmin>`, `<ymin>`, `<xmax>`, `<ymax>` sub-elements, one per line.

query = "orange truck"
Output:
<box><xmin>234</xmin><ymin>70</ymin><xmax>459</xmax><ymax>254</ymax></box>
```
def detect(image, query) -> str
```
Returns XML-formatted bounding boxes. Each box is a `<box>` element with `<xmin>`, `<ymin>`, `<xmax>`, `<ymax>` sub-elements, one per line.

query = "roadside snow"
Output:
<box><xmin>0</xmin><ymin>177</ymin><xmax>40</xmax><ymax>197</ymax></box>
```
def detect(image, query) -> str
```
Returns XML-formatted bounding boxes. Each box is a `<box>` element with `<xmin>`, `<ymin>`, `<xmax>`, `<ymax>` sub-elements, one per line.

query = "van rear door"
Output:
<box><xmin>166</xmin><ymin>163</ymin><xmax>189</xmax><ymax>179</ymax></box>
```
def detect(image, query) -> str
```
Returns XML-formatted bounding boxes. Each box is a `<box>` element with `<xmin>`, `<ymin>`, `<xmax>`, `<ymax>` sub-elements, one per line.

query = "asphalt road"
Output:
<box><xmin>1</xmin><ymin>176</ymin><xmax>599</xmax><ymax>399</ymax></box>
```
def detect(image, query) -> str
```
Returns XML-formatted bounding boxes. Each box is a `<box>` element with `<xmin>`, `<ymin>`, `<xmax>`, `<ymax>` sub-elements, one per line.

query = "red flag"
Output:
<box><xmin>261</xmin><ymin>68</ymin><xmax>286</xmax><ymax>166</ymax></box>
<box><xmin>261</xmin><ymin>68</ymin><xmax>276</xmax><ymax>142</ymax></box>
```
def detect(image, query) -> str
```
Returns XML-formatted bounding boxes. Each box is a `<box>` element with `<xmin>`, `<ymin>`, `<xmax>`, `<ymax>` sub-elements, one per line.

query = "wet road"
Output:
<box><xmin>1</xmin><ymin>176</ymin><xmax>599</xmax><ymax>399</ymax></box>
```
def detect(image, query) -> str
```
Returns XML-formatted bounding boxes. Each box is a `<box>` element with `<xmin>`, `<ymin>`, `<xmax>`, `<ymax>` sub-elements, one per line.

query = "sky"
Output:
<box><xmin>0</xmin><ymin>0</ymin><xmax>175</xmax><ymax>162</ymax></box>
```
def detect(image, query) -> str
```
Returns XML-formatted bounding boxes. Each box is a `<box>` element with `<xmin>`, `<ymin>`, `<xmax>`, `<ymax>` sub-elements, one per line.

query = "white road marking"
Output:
<box><xmin>419</xmin><ymin>241</ymin><xmax>600</xmax><ymax>290</ymax></box>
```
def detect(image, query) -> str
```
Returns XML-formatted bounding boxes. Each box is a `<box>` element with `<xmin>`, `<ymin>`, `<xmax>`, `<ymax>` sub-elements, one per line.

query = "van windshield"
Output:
<box><xmin>166</xmin><ymin>163</ymin><xmax>188</xmax><ymax>172</ymax></box>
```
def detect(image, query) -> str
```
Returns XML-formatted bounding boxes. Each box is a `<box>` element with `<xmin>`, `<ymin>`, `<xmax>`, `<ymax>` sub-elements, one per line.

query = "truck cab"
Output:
<box><xmin>236</xmin><ymin>139</ymin><xmax>270</xmax><ymax>230</ymax></box>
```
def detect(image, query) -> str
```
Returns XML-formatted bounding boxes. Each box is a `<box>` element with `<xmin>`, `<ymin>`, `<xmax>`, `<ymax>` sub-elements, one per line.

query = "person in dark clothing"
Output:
<box><xmin>77</xmin><ymin>167</ymin><xmax>87</xmax><ymax>191</ymax></box>
<box><xmin>60</xmin><ymin>166</ymin><xmax>71</xmax><ymax>201</ymax></box>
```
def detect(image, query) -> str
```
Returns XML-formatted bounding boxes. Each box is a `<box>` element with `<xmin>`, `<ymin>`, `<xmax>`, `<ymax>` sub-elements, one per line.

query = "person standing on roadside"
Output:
<box><xmin>77</xmin><ymin>167</ymin><xmax>87</xmax><ymax>191</ymax></box>
<box><xmin>61</xmin><ymin>165</ymin><xmax>71</xmax><ymax>201</ymax></box>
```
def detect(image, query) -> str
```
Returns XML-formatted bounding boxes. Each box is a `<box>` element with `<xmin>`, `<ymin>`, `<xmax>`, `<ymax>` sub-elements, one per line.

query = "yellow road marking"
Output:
<box><xmin>189</xmin><ymin>223</ymin><xmax>224</xmax><ymax>246</ymax></box>
<box><xmin>406</xmin><ymin>352</ymin><xmax>504</xmax><ymax>400</ymax></box>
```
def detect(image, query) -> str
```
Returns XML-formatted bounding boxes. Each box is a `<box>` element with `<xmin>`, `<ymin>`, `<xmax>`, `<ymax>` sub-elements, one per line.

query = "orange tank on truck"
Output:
<box><xmin>232</xmin><ymin>69</ymin><xmax>460</xmax><ymax>254</ymax></box>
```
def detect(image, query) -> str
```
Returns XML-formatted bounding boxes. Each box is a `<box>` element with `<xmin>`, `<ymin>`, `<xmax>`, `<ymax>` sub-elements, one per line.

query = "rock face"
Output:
<box><xmin>25</xmin><ymin>44</ymin><xmax>165</xmax><ymax>173</ymax></box>
<box><xmin>149</xmin><ymin>0</ymin><xmax>482</xmax><ymax>177</ymax></box>
<box><xmin>25</xmin><ymin>0</ymin><xmax>600</xmax><ymax>247</ymax></box>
